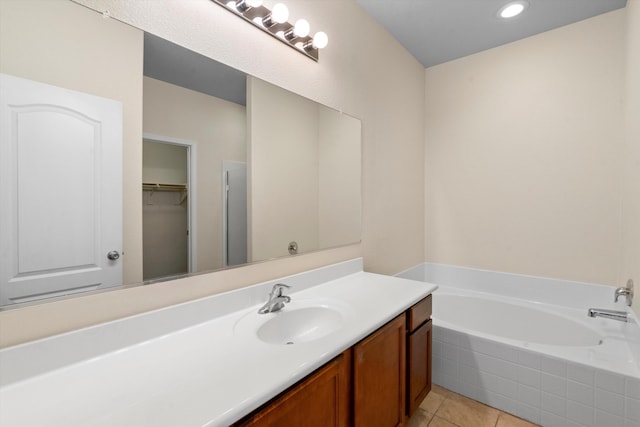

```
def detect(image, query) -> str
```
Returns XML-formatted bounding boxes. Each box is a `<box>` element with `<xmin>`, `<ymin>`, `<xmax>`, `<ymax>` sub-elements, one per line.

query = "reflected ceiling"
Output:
<box><xmin>357</xmin><ymin>0</ymin><xmax>627</xmax><ymax>68</ymax></box>
<box><xmin>144</xmin><ymin>33</ymin><xmax>246</xmax><ymax>106</ymax></box>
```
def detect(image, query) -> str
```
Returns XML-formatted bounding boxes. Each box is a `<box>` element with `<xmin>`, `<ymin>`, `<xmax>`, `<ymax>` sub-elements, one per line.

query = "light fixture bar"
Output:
<box><xmin>211</xmin><ymin>0</ymin><xmax>325</xmax><ymax>61</ymax></box>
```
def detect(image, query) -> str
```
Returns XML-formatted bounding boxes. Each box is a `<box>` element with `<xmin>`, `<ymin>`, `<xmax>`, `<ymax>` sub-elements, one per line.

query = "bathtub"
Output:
<box><xmin>398</xmin><ymin>263</ymin><xmax>640</xmax><ymax>427</ymax></box>
<box><xmin>434</xmin><ymin>292</ymin><xmax>605</xmax><ymax>347</ymax></box>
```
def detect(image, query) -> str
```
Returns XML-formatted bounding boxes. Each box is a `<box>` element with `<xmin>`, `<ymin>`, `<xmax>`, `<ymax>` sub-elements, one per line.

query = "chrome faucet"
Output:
<box><xmin>258</xmin><ymin>283</ymin><xmax>291</xmax><ymax>314</ymax></box>
<box><xmin>614</xmin><ymin>279</ymin><xmax>634</xmax><ymax>306</ymax></box>
<box><xmin>587</xmin><ymin>308</ymin><xmax>628</xmax><ymax>323</ymax></box>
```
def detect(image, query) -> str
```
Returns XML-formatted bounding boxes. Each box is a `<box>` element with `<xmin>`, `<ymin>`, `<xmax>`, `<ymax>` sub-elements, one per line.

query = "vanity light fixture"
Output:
<box><xmin>213</xmin><ymin>0</ymin><xmax>328</xmax><ymax>61</ymax></box>
<box><xmin>498</xmin><ymin>0</ymin><xmax>529</xmax><ymax>19</ymax></box>
<box><xmin>235</xmin><ymin>0</ymin><xmax>263</xmax><ymax>13</ymax></box>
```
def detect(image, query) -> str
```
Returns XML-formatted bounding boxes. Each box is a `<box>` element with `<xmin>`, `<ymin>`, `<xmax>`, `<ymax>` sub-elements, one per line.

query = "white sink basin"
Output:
<box><xmin>257</xmin><ymin>306</ymin><xmax>343</xmax><ymax>345</ymax></box>
<box><xmin>234</xmin><ymin>299</ymin><xmax>352</xmax><ymax>345</ymax></box>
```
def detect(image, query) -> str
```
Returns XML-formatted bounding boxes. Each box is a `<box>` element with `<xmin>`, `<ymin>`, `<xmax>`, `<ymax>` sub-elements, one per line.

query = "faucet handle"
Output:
<box><xmin>271</xmin><ymin>283</ymin><xmax>291</xmax><ymax>297</ymax></box>
<box><xmin>614</xmin><ymin>279</ymin><xmax>634</xmax><ymax>306</ymax></box>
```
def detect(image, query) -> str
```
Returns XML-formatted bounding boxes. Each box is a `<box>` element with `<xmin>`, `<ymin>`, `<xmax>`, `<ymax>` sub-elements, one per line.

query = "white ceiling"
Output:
<box><xmin>356</xmin><ymin>0</ymin><xmax>627</xmax><ymax>68</ymax></box>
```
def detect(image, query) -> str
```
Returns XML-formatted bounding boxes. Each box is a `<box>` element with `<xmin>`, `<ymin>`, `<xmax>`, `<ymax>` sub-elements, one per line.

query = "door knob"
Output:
<box><xmin>107</xmin><ymin>250</ymin><xmax>120</xmax><ymax>261</ymax></box>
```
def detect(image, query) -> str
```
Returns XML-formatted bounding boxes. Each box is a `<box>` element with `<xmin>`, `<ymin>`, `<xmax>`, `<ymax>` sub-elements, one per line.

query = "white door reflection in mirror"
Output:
<box><xmin>0</xmin><ymin>73</ymin><xmax>123</xmax><ymax>305</ymax></box>
<box><xmin>223</xmin><ymin>160</ymin><xmax>248</xmax><ymax>267</ymax></box>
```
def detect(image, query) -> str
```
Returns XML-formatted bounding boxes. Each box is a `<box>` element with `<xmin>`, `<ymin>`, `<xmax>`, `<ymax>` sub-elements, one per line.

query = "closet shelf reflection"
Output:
<box><xmin>142</xmin><ymin>183</ymin><xmax>188</xmax><ymax>205</ymax></box>
<box><xmin>142</xmin><ymin>183</ymin><xmax>187</xmax><ymax>192</ymax></box>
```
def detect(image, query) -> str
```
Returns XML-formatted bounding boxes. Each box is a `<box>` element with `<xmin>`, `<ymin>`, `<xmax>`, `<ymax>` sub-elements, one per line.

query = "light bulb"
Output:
<box><xmin>501</xmin><ymin>4</ymin><xmax>523</xmax><ymax>17</ymax></box>
<box><xmin>293</xmin><ymin>19</ymin><xmax>310</xmax><ymax>37</ymax></box>
<box><xmin>234</xmin><ymin>0</ymin><xmax>262</xmax><ymax>12</ymax></box>
<box><xmin>312</xmin><ymin>31</ymin><xmax>328</xmax><ymax>49</ymax></box>
<box><xmin>498</xmin><ymin>1</ymin><xmax>528</xmax><ymax>18</ymax></box>
<box><xmin>271</xmin><ymin>3</ymin><xmax>289</xmax><ymax>24</ymax></box>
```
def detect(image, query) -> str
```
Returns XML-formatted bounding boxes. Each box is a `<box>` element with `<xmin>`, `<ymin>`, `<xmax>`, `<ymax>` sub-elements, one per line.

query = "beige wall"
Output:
<box><xmin>143</xmin><ymin>76</ymin><xmax>246</xmax><ymax>272</ymax></box>
<box><xmin>0</xmin><ymin>0</ymin><xmax>425</xmax><ymax>347</ymax></box>
<box><xmin>425</xmin><ymin>10</ymin><xmax>627</xmax><ymax>286</ymax></box>
<box><xmin>143</xmin><ymin>140</ymin><xmax>188</xmax><ymax>185</ymax></box>
<box><xmin>318</xmin><ymin>108</ymin><xmax>362</xmax><ymax>249</ymax></box>
<box><xmin>0</xmin><ymin>0</ymin><xmax>144</xmax><ymax>286</ymax></box>
<box><xmin>248</xmin><ymin>77</ymin><xmax>361</xmax><ymax>260</ymax></box>
<box><xmin>248</xmin><ymin>77</ymin><xmax>320</xmax><ymax>261</ymax></box>
<box><xmin>623</xmin><ymin>0</ymin><xmax>640</xmax><ymax>316</ymax></box>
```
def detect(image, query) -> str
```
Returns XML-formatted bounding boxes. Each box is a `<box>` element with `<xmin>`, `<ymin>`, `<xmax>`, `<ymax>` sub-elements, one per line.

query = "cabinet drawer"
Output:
<box><xmin>407</xmin><ymin>295</ymin><xmax>432</xmax><ymax>333</ymax></box>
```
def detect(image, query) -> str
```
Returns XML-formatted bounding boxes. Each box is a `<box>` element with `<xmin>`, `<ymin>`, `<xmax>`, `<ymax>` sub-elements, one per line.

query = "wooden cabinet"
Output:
<box><xmin>353</xmin><ymin>315</ymin><xmax>406</xmax><ymax>427</ymax></box>
<box><xmin>406</xmin><ymin>295</ymin><xmax>433</xmax><ymax>416</ymax></box>
<box><xmin>235</xmin><ymin>351</ymin><xmax>351</xmax><ymax>427</ymax></box>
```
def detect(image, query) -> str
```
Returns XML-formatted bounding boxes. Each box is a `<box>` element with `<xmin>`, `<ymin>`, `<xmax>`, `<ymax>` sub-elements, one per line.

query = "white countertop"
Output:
<box><xmin>0</xmin><ymin>264</ymin><xmax>437</xmax><ymax>426</ymax></box>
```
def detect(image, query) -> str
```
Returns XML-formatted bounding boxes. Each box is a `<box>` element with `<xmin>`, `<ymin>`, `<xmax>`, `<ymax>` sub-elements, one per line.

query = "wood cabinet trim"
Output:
<box><xmin>407</xmin><ymin>294</ymin><xmax>432</xmax><ymax>332</ymax></box>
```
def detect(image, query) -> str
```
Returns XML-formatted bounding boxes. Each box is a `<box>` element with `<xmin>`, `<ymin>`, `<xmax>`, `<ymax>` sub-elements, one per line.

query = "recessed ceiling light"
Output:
<box><xmin>498</xmin><ymin>0</ymin><xmax>529</xmax><ymax>19</ymax></box>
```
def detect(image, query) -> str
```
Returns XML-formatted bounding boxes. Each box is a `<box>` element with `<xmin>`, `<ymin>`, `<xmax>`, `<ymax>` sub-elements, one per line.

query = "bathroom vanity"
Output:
<box><xmin>236</xmin><ymin>294</ymin><xmax>432</xmax><ymax>426</ymax></box>
<box><xmin>0</xmin><ymin>260</ymin><xmax>436</xmax><ymax>426</ymax></box>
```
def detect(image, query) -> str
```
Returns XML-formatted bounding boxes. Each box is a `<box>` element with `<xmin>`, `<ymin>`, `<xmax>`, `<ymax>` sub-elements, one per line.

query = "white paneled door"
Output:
<box><xmin>0</xmin><ymin>73</ymin><xmax>123</xmax><ymax>305</ymax></box>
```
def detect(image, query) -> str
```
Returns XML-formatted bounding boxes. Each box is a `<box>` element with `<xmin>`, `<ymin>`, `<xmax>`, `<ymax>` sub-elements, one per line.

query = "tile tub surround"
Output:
<box><xmin>432</xmin><ymin>324</ymin><xmax>640</xmax><ymax>427</ymax></box>
<box><xmin>0</xmin><ymin>259</ymin><xmax>437</xmax><ymax>426</ymax></box>
<box><xmin>397</xmin><ymin>263</ymin><xmax>640</xmax><ymax>426</ymax></box>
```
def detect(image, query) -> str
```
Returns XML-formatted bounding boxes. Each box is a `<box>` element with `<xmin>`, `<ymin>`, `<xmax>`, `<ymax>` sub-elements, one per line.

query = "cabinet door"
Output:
<box><xmin>407</xmin><ymin>320</ymin><xmax>432</xmax><ymax>415</ymax></box>
<box><xmin>236</xmin><ymin>351</ymin><xmax>350</xmax><ymax>427</ymax></box>
<box><xmin>353</xmin><ymin>315</ymin><xmax>406</xmax><ymax>427</ymax></box>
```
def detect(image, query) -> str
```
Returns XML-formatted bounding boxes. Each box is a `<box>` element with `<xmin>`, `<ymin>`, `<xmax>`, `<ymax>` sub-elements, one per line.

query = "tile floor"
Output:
<box><xmin>407</xmin><ymin>385</ymin><xmax>540</xmax><ymax>427</ymax></box>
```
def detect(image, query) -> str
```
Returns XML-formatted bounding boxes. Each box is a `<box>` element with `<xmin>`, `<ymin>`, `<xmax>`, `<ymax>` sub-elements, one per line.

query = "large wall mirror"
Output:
<box><xmin>0</xmin><ymin>0</ymin><xmax>361</xmax><ymax>307</ymax></box>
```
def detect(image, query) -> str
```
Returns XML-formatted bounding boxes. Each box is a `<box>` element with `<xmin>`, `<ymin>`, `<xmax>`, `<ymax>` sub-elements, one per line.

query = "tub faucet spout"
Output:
<box><xmin>587</xmin><ymin>308</ymin><xmax>628</xmax><ymax>322</ymax></box>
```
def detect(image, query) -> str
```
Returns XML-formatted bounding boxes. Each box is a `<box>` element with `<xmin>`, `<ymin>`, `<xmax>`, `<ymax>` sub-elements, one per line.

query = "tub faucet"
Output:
<box><xmin>587</xmin><ymin>308</ymin><xmax>628</xmax><ymax>323</ymax></box>
<box><xmin>614</xmin><ymin>279</ymin><xmax>634</xmax><ymax>306</ymax></box>
<box><xmin>258</xmin><ymin>283</ymin><xmax>291</xmax><ymax>314</ymax></box>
